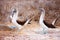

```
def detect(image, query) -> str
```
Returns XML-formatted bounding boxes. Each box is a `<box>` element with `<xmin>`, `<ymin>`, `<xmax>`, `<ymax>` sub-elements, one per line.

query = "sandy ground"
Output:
<box><xmin>0</xmin><ymin>29</ymin><xmax>60</xmax><ymax>40</ymax></box>
<box><xmin>0</xmin><ymin>21</ymin><xmax>60</xmax><ymax>40</ymax></box>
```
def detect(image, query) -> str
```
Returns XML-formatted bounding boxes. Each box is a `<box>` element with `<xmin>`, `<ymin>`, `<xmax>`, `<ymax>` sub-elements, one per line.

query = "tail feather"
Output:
<box><xmin>52</xmin><ymin>18</ymin><xmax>58</xmax><ymax>25</ymax></box>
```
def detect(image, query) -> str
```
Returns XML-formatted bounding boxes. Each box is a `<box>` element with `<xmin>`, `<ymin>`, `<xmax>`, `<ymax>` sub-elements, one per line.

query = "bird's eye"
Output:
<box><xmin>12</xmin><ymin>8</ymin><xmax>17</xmax><ymax>13</ymax></box>
<box><xmin>40</xmin><ymin>8</ymin><xmax>45</xmax><ymax>12</ymax></box>
<box><xmin>11</xmin><ymin>8</ymin><xmax>17</xmax><ymax>17</ymax></box>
